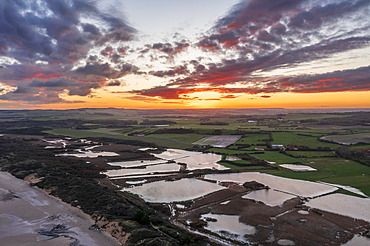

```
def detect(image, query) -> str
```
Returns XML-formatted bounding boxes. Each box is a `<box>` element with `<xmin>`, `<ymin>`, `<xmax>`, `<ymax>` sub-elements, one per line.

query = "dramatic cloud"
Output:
<box><xmin>1</xmin><ymin>0</ymin><xmax>369</xmax><ymax>106</ymax></box>
<box><xmin>0</xmin><ymin>0</ymin><xmax>135</xmax><ymax>64</ymax></box>
<box><xmin>149</xmin><ymin>65</ymin><xmax>189</xmax><ymax>78</ymax></box>
<box><xmin>131</xmin><ymin>0</ymin><xmax>370</xmax><ymax>100</ymax></box>
<box><xmin>73</xmin><ymin>62</ymin><xmax>139</xmax><ymax>81</ymax></box>
<box><xmin>0</xmin><ymin>0</ymin><xmax>137</xmax><ymax>104</ymax></box>
<box><xmin>0</xmin><ymin>77</ymin><xmax>99</xmax><ymax>104</ymax></box>
<box><xmin>106</xmin><ymin>80</ymin><xmax>122</xmax><ymax>86</ymax></box>
<box><xmin>132</xmin><ymin>66</ymin><xmax>370</xmax><ymax>99</ymax></box>
<box><xmin>139</xmin><ymin>40</ymin><xmax>190</xmax><ymax>61</ymax></box>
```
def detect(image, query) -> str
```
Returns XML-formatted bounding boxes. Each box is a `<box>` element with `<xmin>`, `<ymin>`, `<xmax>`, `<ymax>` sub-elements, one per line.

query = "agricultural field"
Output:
<box><xmin>283</xmin><ymin>113</ymin><xmax>353</xmax><ymax>120</ymax></box>
<box><xmin>265</xmin><ymin>157</ymin><xmax>370</xmax><ymax>196</ymax></box>
<box><xmin>146</xmin><ymin>133</ymin><xmax>205</xmax><ymax>144</ymax></box>
<box><xmin>286</xmin><ymin>151</ymin><xmax>336</xmax><ymax>157</ymax></box>
<box><xmin>193</xmin><ymin>135</ymin><xmax>241</xmax><ymax>147</ymax></box>
<box><xmin>271</xmin><ymin>132</ymin><xmax>340</xmax><ymax>149</ymax></box>
<box><xmin>321</xmin><ymin>133</ymin><xmax>370</xmax><ymax>145</ymax></box>
<box><xmin>234</xmin><ymin>133</ymin><xmax>270</xmax><ymax>145</ymax></box>
<box><xmin>217</xmin><ymin>162</ymin><xmax>266</xmax><ymax>170</ymax></box>
<box><xmin>248</xmin><ymin>151</ymin><xmax>306</xmax><ymax>164</ymax></box>
<box><xmin>207</xmin><ymin>148</ymin><xmax>248</xmax><ymax>155</ymax></box>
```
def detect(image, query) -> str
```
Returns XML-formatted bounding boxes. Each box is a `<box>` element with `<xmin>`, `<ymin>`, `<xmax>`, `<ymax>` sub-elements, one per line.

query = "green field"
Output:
<box><xmin>263</xmin><ymin>157</ymin><xmax>370</xmax><ymax>196</ymax></box>
<box><xmin>249</xmin><ymin>151</ymin><xmax>305</xmax><ymax>164</ymax></box>
<box><xmin>235</xmin><ymin>134</ymin><xmax>270</xmax><ymax>145</ymax></box>
<box><xmin>193</xmin><ymin>139</ymin><xmax>219</xmax><ymax>145</ymax></box>
<box><xmin>218</xmin><ymin>162</ymin><xmax>265</xmax><ymax>170</ymax></box>
<box><xmin>283</xmin><ymin>113</ymin><xmax>352</xmax><ymax>120</ymax></box>
<box><xmin>45</xmin><ymin>128</ymin><xmax>109</xmax><ymax>138</ymax></box>
<box><xmin>349</xmin><ymin>145</ymin><xmax>370</xmax><ymax>150</ymax></box>
<box><xmin>207</xmin><ymin>148</ymin><xmax>248</xmax><ymax>155</ymax></box>
<box><xmin>286</xmin><ymin>151</ymin><xmax>336</xmax><ymax>157</ymax></box>
<box><xmin>147</xmin><ymin>133</ymin><xmax>206</xmax><ymax>144</ymax></box>
<box><xmin>271</xmin><ymin>132</ymin><xmax>340</xmax><ymax>149</ymax></box>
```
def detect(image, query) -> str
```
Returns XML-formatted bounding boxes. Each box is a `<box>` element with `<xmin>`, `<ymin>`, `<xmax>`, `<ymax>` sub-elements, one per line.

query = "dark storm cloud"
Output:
<box><xmin>106</xmin><ymin>80</ymin><xmax>122</xmax><ymax>86</ymax></box>
<box><xmin>174</xmin><ymin>40</ymin><xmax>190</xmax><ymax>52</ymax></box>
<box><xmin>197</xmin><ymin>0</ymin><xmax>304</xmax><ymax>50</ymax></box>
<box><xmin>0</xmin><ymin>77</ymin><xmax>99</xmax><ymax>104</ymax></box>
<box><xmin>0</xmin><ymin>0</ymin><xmax>135</xmax><ymax>64</ymax></box>
<box><xmin>198</xmin><ymin>38</ymin><xmax>221</xmax><ymax>51</ymax></box>
<box><xmin>82</xmin><ymin>23</ymin><xmax>101</xmax><ymax>36</ymax></box>
<box><xmin>288</xmin><ymin>0</ymin><xmax>369</xmax><ymax>30</ymax></box>
<box><xmin>138</xmin><ymin>40</ymin><xmax>190</xmax><ymax>60</ymax></box>
<box><xmin>29</xmin><ymin>77</ymin><xmax>101</xmax><ymax>96</ymax></box>
<box><xmin>0</xmin><ymin>0</ymin><xmax>137</xmax><ymax>104</ymax></box>
<box><xmin>274</xmin><ymin>66</ymin><xmax>370</xmax><ymax>93</ymax></box>
<box><xmin>149</xmin><ymin>65</ymin><xmax>189</xmax><ymax>78</ymax></box>
<box><xmin>197</xmin><ymin>0</ymin><xmax>370</xmax><ymax>57</ymax></box>
<box><xmin>74</xmin><ymin>62</ymin><xmax>139</xmax><ymax>81</ymax></box>
<box><xmin>100</xmin><ymin>46</ymin><xmax>114</xmax><ymax>57</ymax></box>
<box><xmin>100</xmin><ymin>45</ymin><xmax>129</xmax><ymax>63</ymax></box>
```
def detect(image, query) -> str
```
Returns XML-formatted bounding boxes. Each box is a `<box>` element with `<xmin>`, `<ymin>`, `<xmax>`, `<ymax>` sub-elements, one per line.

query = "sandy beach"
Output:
<box><xmin>0</xmin><ymin>171</ymin><xmax>120</xmax><ymax>246</ymax></box>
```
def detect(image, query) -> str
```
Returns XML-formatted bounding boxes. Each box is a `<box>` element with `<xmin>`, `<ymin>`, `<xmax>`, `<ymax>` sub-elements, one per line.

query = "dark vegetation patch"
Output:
<box><xmin>317</xmin><ymin>112</ymin><xmax>370</xmax><ymax>126</ymax></box>
<box><xmin>140</xmin><ymin>119</ymin><xmax>177</xmax><ymax>125</ymax></box>
<box><xmin>88</xmin><ymin>137</ymin><xmax>158</xmax><ymax>148</ymax></box>
<box><xmin>151</xmin><ymin>128</ymin><xmax>197</xmax><ymax>134</ymax></box>
<box><xmin>335</xmin><ymin>146</ymin><xmax>370</xmax><ymax>166</ymax></box>
<box><xmin>200</xmin><ymin>121</ymin><xmax>229</xmax><ymax>125</ymax></box>
<box><xmin>242</xmin><ymin>181</ymin><xmax>269</xmax><ymax>190</ymax></box>
<box><xmin>0</xmin><ymin>126</ymin><xmax>49</xmax><ymax>135</ymax></box>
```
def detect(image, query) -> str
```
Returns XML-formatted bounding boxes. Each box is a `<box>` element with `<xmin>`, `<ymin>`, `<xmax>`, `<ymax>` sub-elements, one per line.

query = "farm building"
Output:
<box><xmin>271</xmin><ymin>144</ymin><xmax>285</xmax><ymax>151</ymax></box>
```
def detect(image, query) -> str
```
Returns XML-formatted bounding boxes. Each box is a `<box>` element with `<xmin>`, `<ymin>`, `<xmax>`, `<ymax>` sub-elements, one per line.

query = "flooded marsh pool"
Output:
<box><xmin>104</xmin><ymin>163</ymin><xmax>180</xmax><ymax>178</ymax></box>
<box><xmin>342</xmin><ymin>235</ymin><xmax>370</xmax><ymax>246</ymax></box>
<box><xmin>205</xmin><ymin>172</ymin><xmax>337</xmax><ymax>197</ymax></box>
<box><xmin>56</xmin><ymin>149</ymin><xmax>119</xmax><ymax>158</ymax></box>
<box><xmin>201</xmin><ymin>213</ymin><xmax>255</xmax><ymax>243</ymax></box>
<box><xmin>306</xmin><ymin>193</ymin><xmax>370</xmax><ymax>222</ymax></box>
<box><xmin>152</xmin><ymin>149</ymin><xmax>225</xmax><ymax>170</ymax></box>
<box><xmin>242</xmin><ymin>189</ymin><xmax>296</xmax><ymax>206</ymax></box>
<box><xmin>108</xmin><ymin>159</ymin><xmax>166</xmax><ymax>168</ymax></box>
<box><xmin>124</xmin><ymin>178</ymin><xmax>225</xmax><ymax>203</ymax></box>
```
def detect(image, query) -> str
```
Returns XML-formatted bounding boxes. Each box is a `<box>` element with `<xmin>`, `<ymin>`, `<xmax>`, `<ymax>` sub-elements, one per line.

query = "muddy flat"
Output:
<box><xmin>0</xmin><ymin>172</ymin><xmax>120</xmax><ymax>246</ymax></box>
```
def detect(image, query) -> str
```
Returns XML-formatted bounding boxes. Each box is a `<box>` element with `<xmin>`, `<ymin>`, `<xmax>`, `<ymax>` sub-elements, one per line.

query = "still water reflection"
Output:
<box><xmin>124</xmin><ymin>178</ymin><xmax>225</xmax><ymax>202</ymax></box>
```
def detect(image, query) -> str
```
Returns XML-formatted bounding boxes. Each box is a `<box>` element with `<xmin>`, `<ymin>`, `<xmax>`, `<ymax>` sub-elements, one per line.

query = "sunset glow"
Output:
<box><xmin>0</xmin><ymin>0</ymin><xmax>369</xmax><ymax>109</ymax></box>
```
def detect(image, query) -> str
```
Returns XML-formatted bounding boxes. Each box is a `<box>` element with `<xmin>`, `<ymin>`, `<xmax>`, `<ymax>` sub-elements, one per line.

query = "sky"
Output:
<box><xmin>0</xmin><ymin>0</ymin><xmax>369</xmax><ymax>109</ymax></box>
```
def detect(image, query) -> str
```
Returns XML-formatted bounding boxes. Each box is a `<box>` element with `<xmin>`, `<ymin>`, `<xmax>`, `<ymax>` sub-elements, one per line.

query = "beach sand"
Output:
<box><xmin>0</xmin><ymin>171</ymin><xmax>120</xmax><ymax>246</ymax></box>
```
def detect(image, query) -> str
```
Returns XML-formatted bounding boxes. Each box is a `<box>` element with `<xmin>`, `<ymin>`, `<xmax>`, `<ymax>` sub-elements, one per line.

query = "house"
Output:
<box><xmin>271</xmin><ymin>144</ymin><xmax>285</xmax><ymax>151</ymax></box>
<box><xmin>286</xmin><ymin>145</ymin><xmax>301</xmax><ymax>150</ymax></box>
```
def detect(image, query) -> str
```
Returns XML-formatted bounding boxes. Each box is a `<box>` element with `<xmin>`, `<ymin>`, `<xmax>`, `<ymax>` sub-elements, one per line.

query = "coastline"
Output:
<box><xmin>0</xmin><ymin>171</ymin><xmax>121</xmax><ymax>246</ymax></box>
